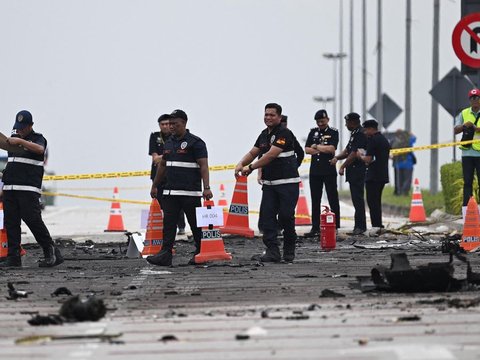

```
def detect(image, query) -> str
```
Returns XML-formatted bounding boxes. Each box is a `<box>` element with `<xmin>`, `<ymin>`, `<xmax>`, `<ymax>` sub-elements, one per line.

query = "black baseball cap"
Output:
<box><xmin>362</xmin><ymin>119</ymin><xmax>379</xmax><ymax>129</ymax></box>
<box><xmin>13</xmin><ymin>110</ymin><xmax>33</xmax><ymax>130</ymax></box>
<box><xmin>170</xmin><ymin>109</ymin><xmax>188</xmax><ymax>122</ymax></box>
<box><xmin>158</xmin><ymin>114</ymin><xmax>172</xmax><ymax>123</ymax></box>
<box><xmin>314</xmin><ymin>109</ymin><xmax>328</xmax><ymax>120</ymax></box>
<box><xmin>344</xmin><ymin>112</ymin><xmax>361</xmax><ymax>122</ymax></box>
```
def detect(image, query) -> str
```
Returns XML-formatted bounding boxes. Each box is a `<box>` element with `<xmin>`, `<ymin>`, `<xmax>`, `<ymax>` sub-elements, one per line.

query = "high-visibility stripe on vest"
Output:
<box><xmin>460</xmin><ymin>107</ymin><xmax>480</xmax><ymax>151</ymax></box>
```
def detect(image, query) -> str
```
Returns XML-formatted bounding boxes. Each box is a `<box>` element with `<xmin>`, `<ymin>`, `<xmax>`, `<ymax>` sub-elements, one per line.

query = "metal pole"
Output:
<box><xmin>349</xmin><ymin>0</ymin><xmax>354</xmax><ymax>113</ymax></box>
<box><xmin>362</xmin><ymin>0</ymin><xmax>367</xmax><ymax>120</ymax></box>
<box><xmin>339</xmin><ymin>0</ymin><xmax>344</xmax><ymax>151</ymax></box>
<box><xmin>377</xmin><ymin>0</ymin><xmax>383</xmax><ymax>129</ymax></box>
<box><xmin>333</xmin><ymin>60</ymin><xmax>337</xmax><ymax>129</ymax></box>
<box><xmin>430</xmin><ymin>0</ymin><xmax>440</xmax><ymax>193</ymax></box>
<box><xmin>405</xmin><ymin>0</ymin><xmax>412</xmax><ymax>132</ymax></box>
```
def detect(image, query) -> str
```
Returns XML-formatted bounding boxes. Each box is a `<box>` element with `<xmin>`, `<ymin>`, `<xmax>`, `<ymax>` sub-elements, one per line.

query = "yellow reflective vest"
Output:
<box><xmin>460</xmin><ymin>107</ymin><xmax>480</xmax><ymax>151</ymax></box>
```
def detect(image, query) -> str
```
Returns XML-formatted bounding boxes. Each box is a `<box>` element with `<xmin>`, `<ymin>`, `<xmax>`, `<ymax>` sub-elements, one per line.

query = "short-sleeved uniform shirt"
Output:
<box><xmin>365</xmin><ymin>131</ymin><xmax>391</xmax><ymax>183</ymax></box>
<box><xmin>305</xmin><ymin>126</ymin><xmax>339</xmax><ymax>176</ymax></box>
<box><xmin>254</xmin><ymin>124</ymin><xmax>300</xmax><ymax>184</ymax></box>
<box><xmin>149</xmin><ymin>131</ymin><xmax>170</xmax><ymax>180</ymax></box>
<box><xmin>345</xmin><ymin>126</ymin><xmax>368</xmax><ymax>182</ymax></box>
<box><xmin>162</xmin><ymin>130</ymin><xmax>208</xmax><ymax>195</ymax></box>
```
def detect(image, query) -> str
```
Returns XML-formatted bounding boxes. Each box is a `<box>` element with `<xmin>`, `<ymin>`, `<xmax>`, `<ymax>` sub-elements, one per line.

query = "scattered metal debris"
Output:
<box><xmin>16</xmin><ymin>333</ymin><xmax>123</xmax><ymax>345</ymax></box>
<box><xmin>356</xmin><ymin>252</ymin><xmax>480</xmax><ymax>293</ymax></box>
<box><xmin>28</xmin><ymin>314</ymin><xmax>64</xmax><ymax>326</ymax></box>
<box><xmin>159</xmin><ymin>335</ymin><xmax>178</xmax><ymax>342</ymax></box>
<box><xmin>59</xmin><ymin>295</ymin><xmax>107</xmax><ymax>322</ymax></box>
<box><xmin>51</xmin><ymin>287</ymin><xmax>73</xmax><ymax>297</ymax></box>
<box><xmin>7</xmin><ymin>282</ymin><xmax>31</xmax><ymax>300</ymax></box>
<box><xmin>319</xmin><ymin>289</ymin><xmax>345</xmax><ymax>298</ymax></box>
<box><xmin>396</xmin><ymin>315</ymin><xmax>421</xmax><ymax>322</ymax></box>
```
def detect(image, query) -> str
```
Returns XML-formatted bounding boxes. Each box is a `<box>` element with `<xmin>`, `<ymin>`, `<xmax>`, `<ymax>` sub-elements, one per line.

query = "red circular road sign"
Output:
<box><xmin>452</xmin><ymin>13</ymin><xmax>480</xmax><ymax>68</ymax></box>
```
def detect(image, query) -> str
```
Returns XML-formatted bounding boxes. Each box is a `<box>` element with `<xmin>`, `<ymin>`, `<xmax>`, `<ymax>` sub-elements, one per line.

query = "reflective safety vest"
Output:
<box><xmin>460</xmin><ymin>107</ymin><xmax>480</xmax><ymax>151</ymax></box>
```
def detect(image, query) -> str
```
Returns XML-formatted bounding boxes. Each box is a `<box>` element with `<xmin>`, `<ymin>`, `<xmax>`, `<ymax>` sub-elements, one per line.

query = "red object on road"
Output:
<box><xmin>320</xmin><ymin>206</ymin><xmax>336</xmax><ymax>250</ymax></box>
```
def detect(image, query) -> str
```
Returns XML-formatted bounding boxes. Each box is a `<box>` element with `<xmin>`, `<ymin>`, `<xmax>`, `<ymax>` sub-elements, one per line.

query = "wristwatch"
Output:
<box><xmin>204</xmin><ymin>186</ymin><xmax>210</xmax><ymax>190</ymax></box>
<box><xmin>248</xmin><ymin>164</ymin><xmax>254</xmax><ymax>171</ymax></box>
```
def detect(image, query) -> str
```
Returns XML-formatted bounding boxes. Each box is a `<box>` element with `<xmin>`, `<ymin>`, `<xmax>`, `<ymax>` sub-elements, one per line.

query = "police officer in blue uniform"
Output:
<box><xmin>331</xmin><ymin>112</ymin><xmax>368</xmax><ymax>235</ymax></box>
<box><xmin>235</xmin><ymin>103</ymin><xmax>300</xmax><ymax>262</ymax></box>
<box><xmin>304</xmin><ymin>110</ymin><xmax>340</xmax><ymax>237</ymax></box>
<box><xmin>0</xmin><ymin>111</ymin><xmax>63</xmax><ymax>268</ymax></box>
<box><xmin>149</xmin><ymin>113</ymin><xmax>186</xmax><ymax>235</ymax></box>
<box><xmin>147</xmin><ymin>109</ymin><xmax>213</xmax><ymax>266</ymax></box>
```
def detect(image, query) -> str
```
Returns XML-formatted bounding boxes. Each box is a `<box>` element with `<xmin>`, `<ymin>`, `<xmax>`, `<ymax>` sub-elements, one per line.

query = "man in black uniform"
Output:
<box><xmin>0</xmin><ymin>110</ymin><xmax>63</xmax><ymax>268</ymax></box>
<box><xmin>257</xmin><ymin>115</ymin><xmax>304</xmax><ymax>233</ymax></box>
<box><xmin>147</xmin><ymin>109</ymin><xmax>213</xmax><ymax>266</ymax></box>
<box><xmin>304</xmin><ymin>110</ymin><xmax>340</xmax><ymax>237</ymax></box>
<box><xmin>331</xmin><ymin>112</ymin><xmax>367</xmax><ymax>235</ymax></box>
<box><xmin>149</xmin><ymin>114</ymin><xmax>186</xmax><ymax>235</ymax></box>
<box><xmin>235</xmin><ymin>103</ymin><xmax>300</xmax><ymax>262</ymax></box>
<box><xmin>359</xmin><ymin>119</ymin><xmax>391</xmax><ymax>229</ymax></box>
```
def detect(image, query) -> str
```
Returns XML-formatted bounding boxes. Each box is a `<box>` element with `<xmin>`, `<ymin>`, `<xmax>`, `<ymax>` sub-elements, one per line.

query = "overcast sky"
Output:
<box><xmin>0</xmin><ymin>0</ymin><xmax>465</xmax><ymax>207</ymax></box>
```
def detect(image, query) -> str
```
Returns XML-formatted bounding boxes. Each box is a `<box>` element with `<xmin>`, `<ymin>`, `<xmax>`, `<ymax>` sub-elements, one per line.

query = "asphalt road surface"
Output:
<box><xmin>1</xmin><ymin>227</ymin><xmax>480</xmax><ymax>360</ymax></box>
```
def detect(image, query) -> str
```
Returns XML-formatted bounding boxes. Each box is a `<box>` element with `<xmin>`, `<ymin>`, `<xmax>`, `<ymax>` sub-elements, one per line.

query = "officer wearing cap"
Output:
<box><xmin>304</xmin><ymin>109</ymin><xmax>340</xmax><ymax>237</ymax></box>
<box><xmin>454</xmin><ymin>88</ymin><xmax>480</xmax><ymax>206</ymax></box>
<box><xmin>0</xmin><ymin>111</ymin><xmax>63</xmax><ymax>268</ymax></box>
<box><xmin>359</xmin><ymin>119</ymin><xmax>391</xmax><ymax>230</ymax></box>
<box><xmin>331</xmin><ymin>112</ymin><xmax>368</xmax><ymax>235</ymax></box>
<box><xmin>235</xmin><ymin>103</ymin><xmax>300</xmax><ymax>263</ymax></box>
<box><xmin>147</xmin><ymin>109</ymin><xmax>213</xmax><ymax>266</ymax></box>
<box><xmin>149</xmin><ymin>113</ymin><xmax>186</xmax><ymax>235</ymax></box>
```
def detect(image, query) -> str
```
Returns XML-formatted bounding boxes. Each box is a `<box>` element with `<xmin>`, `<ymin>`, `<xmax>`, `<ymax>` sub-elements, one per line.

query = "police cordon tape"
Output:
<box><xmin>42</xmin><ymin>139</ymin><xmax>480</xmax><ymax>182</ymax></box>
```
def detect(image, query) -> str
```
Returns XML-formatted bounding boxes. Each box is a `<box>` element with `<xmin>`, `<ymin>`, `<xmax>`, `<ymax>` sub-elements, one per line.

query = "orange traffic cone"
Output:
<box><xmin>217</xmin><ymin>184</ymin><xmax>229</xmax><ymax>226</ymax></box>
<box><xmin>461</xmin><ymin>196</ymin><xmax>480</xmax><ymax>252</ymax></box>
<box><xmin>295</xmin><ymin>181</ymin><xmax>311</xmax><ymax>226</ymax></box>
<box><xmin>0</xmin><ymin>202</ymin><xmax>26</xmax><ymax>258</ymax></box>
<box><xmin>104</xmin><ymin>187</ymin><xmax>126</xmax><ymax>232</ymax></box>
<box><xmin>221</xmin><ymin>176</ymin><xmax>255</xmax><ymax>238</ymax></box>
<box><xmin>141</xmin><ymin>198</ymin><xmax>164</xmax><ymax>257</ymax></box>
<box><xmin>409</xmin><ymin>178</ymin><xmax>426</xmax><ymax>222</ymax></box>
<box><xmin>195</xmin><ymin>200</ymin><xmax>232</xmax><ymax>263</ymax></box>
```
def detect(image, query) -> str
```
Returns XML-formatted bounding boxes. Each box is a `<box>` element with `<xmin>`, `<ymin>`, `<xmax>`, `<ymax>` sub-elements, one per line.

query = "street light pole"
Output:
<box><xmin>313</xmin><ymin>96</ymin><xmax>335</xmax><ymax>110</ymax></box>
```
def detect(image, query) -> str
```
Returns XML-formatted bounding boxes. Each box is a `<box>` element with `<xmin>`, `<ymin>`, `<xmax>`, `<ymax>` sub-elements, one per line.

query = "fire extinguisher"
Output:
<box><xmin>320</xmin><ymin>205</ymin><xmax>336</xmax><ymax>250</ymax></box>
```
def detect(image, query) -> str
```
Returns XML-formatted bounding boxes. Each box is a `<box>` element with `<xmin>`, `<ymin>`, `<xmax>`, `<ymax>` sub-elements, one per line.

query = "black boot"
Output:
<box><xmin>54</xmin><ymin>247</ymin><xmax>64</xmax><ymax>266</ymax></box>
<box><xmin>39</xmin><ymin>245</ymin><xmax>57</xmax><ymax>268</ymax></box>
<box><xmin>146</xmin><ymin>249</ymin><xmax>173</xmax><ymax>266</ymax></box>
<box><xmin>259</xmin><ymin>246</ymin><xmax>281</xmax><ymax>263</ymax></box>
<box><xmin>0</xmin><ymin>256</ymin><xmax>22</xmax><ymax>268</ymax></box>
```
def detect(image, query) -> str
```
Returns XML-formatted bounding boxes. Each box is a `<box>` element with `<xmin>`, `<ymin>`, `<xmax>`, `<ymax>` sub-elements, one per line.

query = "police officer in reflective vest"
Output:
<box><xmin>304</xmin><ymin>109</ymin><xmax>340</xmax><ymax>237</ymax></box>
<box><xmin>0</xmin><ymin>111</ymin><xmax>63</xmax><ymax>268</ymax></box>
<box><xmin>147</xmin><ymin>109</ymin><xmax>213</xmax><ymax>266</ymax></box>
<box><xmin>149</xmin><ymin>113</ymin><xmax>186</xmax><ymax>235</ymax></box>
<box><xmin>454</xmin><ymin>88</ymin><xmax>480</xmax><ymax>206</ymax></box>
<box><xmin>235</xmin><ymin>103</ymin><xmax>300</xmax><ymax>262</ymax></box>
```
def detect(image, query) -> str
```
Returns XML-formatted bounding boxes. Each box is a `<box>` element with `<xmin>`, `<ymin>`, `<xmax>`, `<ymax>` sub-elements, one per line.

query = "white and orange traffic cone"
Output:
<box><xmin>221</xmin><ymin>176</ymin><xmax>254</xmax><ymax>238</ymax></box>
<box><xmin>104</xmin><ymin>187</ymin><xmax>126</xmax><ymax>232</ymax></box>
<box><xmin>141</xmin><ymin>198</ymin><xmax>164</xmax><ymax>257</ymax></box>
<box><xmin>461</xmin><ymin>196</ymin><xmax>480</xmax><ymax>252</ymax></box>
<box><xmin>409</xmin><ymin>178</ymin><xmax>426</xmax><ymax>222</ymax></box>
<box><xmin>295</xmin><ymin>181</ymin><xmax>311</xmax><ymax>226</ymax></box>
<box><xmin>217</xmin><ymin>184</ymin><xmax>229</xmax><ymax>226</ymax></box>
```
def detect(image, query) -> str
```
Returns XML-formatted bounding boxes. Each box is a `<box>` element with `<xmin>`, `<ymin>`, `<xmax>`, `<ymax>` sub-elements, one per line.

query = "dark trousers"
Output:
<box><xmin>161</xmin><ymin>196</ymin><xmax>202</xmax><ymax>254</ymax></box>
<box><xmin>157</xmin><ymin>186</ymin><xmax>186</xmax><ymax>229</ymax></box>
<box><xmin>309</xmin><ymin>174</ymin><xmax>340</xmax><ymax>229</ymax></box>
<box><xmin>462</xmin><ymin>156</ymin><xmax>480</xmax><ymax>206</ymax></box>
<box><xmin>394</xmin><ymin>167</ymin><xmax>413</xmax><ymax>195</ymax></box>
<box><xmin>347</xmin><ymin>174</ymin><xmax>367</xmax><ymax>231</ymax></box>
<box><xmin>261</xmin><ymin>183</ymin><xmax>299</xmax><ymax>254</ymax></box>
<box><xmin>365</xmin><ymin>181</ymin><xmax>385</xmax><ymax>228</ymax></box>
<box><xmin>3</xmin><ymin>190</ymin><xmax>54</xmax><ymax>257</ymax></box>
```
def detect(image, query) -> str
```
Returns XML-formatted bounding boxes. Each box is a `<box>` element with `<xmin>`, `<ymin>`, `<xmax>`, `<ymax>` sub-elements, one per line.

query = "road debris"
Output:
<box><xmin>51</xmin><ymin>287</ymin><xmax>73</xmax><ymax>297</ymax></box>
<box><xmin>320</xmin><ymin>289</ymin><xmax>345</xmax><ymax>298</ymax></box>
<box><xmin>59</xmin><ymin>295</ymin><xmax>107</xmax><ymax>322</ymax></box>
<box><xmin>15</xmin><ymin>333</ymin><xmax>123</xmax><ymax>345</ymax></box>
<box><xmin>6</xmin><ymin>282</ymin><xmax>31</xmax><ymax>300</ymax></box>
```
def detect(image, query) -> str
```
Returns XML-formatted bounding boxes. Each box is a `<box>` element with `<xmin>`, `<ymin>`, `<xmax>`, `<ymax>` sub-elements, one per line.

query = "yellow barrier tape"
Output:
<box><xmin>391</xmin><ymin>139</ymin><xmax>480</xmax><ymax>155</ymax></box>
<box><xmin>42</xmin><ymin>192</ymin><xmax>150</xmax><ymax>205</ymax></box>
<box><xmin>42</xmin><ymin>139</ymin><xmax>478</xmax><ymax>181</ymax></box>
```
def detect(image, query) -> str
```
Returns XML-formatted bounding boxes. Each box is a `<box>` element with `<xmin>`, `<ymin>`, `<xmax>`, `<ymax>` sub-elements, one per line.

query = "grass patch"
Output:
<box><xmin>339</xmin><ymin>185</ymin><xmax>444</xmax><ymax>215</ymax></box>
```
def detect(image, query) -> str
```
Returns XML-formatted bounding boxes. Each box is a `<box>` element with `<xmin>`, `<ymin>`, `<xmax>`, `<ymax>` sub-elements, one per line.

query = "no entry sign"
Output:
<box><xmin>453</xmin><ymin>13</ymin><xmax>480</xmax><ymax>68</ymax></box>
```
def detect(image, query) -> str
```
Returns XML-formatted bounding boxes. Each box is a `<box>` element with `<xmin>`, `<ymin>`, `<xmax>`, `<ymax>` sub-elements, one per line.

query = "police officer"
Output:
<box><xmin>454</xmin><ymin>88</ymin><xmax>480</xmax><ymax>206</ymax></box>
<box><xmin>0</xmin><ymin>111</ymin><xmax>63</xmax><ymax>268</ymax></box>
<box><xmin>235</xmin><ymin>103</ymin><xmax>300</xmax><ymax>262</ymax></box>
<box><xmin>147</xmin><ymin>109</ymin><xmax>213</xmax><ymax>266</ymax></box>
<box><xmin>304</xmin><ymin>109</ymin><xmax>340</xmax><ymax>237</ymax></box>
<box><xmin>149</xmin><ymin>114</ymin><xmax>186</xmax><ymax>235</ymax></box>
<box><xmin>331</xmin><ymin>112</ymin><xmax>367</xmax><ymax>235</ymax></box>
<box><xmin>359</xmin><ymin>119</ymin><xmax>391</xmax><ymax>229</ymax></box>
